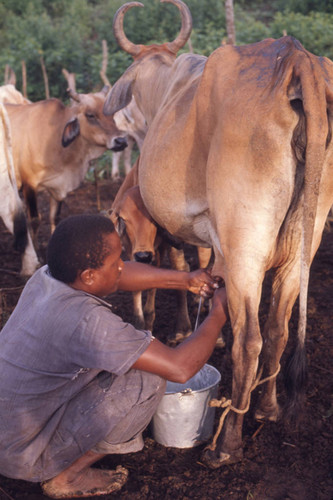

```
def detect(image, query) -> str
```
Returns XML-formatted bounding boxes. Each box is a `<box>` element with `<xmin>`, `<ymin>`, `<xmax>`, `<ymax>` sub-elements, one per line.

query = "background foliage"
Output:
<box><xmin>1</xmin><ymin>0</ymin><xmax>333</xmax><ymax>101</ymax></box>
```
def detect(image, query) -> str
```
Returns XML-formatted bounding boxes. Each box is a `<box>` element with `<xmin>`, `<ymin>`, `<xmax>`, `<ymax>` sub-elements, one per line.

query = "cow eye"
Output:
<box><xmin>117</xmin><ymin>216</ymin><xmax>126</xmax><ymax>237</ymax></box>
<box><xmin>85</xmin><ymin>112</ymin><xmax>97</xmax><ymax>122</ymax></box>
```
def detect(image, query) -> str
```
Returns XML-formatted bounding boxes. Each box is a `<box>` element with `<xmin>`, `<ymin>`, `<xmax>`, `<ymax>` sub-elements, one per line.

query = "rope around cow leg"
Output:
<box><xmin>206</xmin><ymin>364</ymin><xmax>281</xmax><ymax>452</ymax></box>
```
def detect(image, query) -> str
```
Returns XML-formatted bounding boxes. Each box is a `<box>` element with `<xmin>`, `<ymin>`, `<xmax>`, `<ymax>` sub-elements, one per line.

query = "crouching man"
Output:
<box><xmin>0</xmin><ymin>214</ymin><xmax>228</xmax><ymax>498</ymax></box>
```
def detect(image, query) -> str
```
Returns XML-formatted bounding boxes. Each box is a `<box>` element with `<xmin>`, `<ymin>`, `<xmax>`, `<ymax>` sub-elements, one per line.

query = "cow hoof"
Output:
<box><xmin>201</xmin><ymin>447</ymin><xmax>243</xmax><ymax>469</ymax></box>
<box><xmin>112</xmin><ymin>174</ymin><xmax>122</xmax><ymax>182</ymax></box>
<box><xmin>133</xmin><ymin>319</ymin><xmax>145</xmax><ymax>330</ymax></box>
<box><xmin>20</xmin><ymin>261</ymin><xmax>40</xmax><ymax>278</ymax></box>
<box><xmin>255</xmin><ymin>405</ymin><xmax>280</xmax><ymax>422</ymax></box>
<box><xmin>215</xmin><ymin>334</ymin><xmax>226</xmax><ymax>349</ymax></box>
<box><xmin>174</xmin><ymin>330</ymin><xmax>192</xmax><ymax>343</ymax></box>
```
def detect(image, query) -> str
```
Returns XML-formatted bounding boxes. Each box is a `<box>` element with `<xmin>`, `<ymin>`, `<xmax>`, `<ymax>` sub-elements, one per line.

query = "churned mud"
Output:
<box><xmin>0</xmin><ymin>179</ymin><xmax>332</xmax><ymax>500</ymax></box>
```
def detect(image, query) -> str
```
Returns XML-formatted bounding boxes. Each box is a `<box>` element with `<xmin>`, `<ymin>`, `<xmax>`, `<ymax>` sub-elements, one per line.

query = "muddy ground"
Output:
<box><xmin>0</xmin><ymin>179</ymin><xmax>332</xmax><ymax>500</ymax></box>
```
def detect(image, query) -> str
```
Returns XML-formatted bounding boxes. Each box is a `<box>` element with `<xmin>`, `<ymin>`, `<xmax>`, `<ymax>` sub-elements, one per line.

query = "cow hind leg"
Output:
<box><xmin>203</xmin><ymin>260</ymin><xmax>263</xmax><ymax>468</ymax></box>
<box><xmin>255</xmin><ymin>266</ymin><xmax>301</xmax><ymax>423</ymax></box>
<box><xmin>204</xmin><ymin>320</ymin><xmax>263</xmax><ymax>467</ymax></box>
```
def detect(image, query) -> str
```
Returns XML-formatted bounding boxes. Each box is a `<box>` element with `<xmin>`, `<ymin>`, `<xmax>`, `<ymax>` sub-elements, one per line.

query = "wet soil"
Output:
<box><xmin>0</xmin><ymin>179</ymin><xmax>332</xmax><ymax>500</ymax></box>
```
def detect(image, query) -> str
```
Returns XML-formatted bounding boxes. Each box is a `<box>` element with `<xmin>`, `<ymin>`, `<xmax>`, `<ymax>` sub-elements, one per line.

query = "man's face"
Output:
<box><xmin>90</xmin><ymin>232</ymin><xmax>124</xmax><ymax>297</ymax></box>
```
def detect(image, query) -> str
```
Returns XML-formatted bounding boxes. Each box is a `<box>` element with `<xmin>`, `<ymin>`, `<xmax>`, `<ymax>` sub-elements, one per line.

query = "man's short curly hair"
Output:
<box><xmin>47</xmin><ymin>214</ymin><xmax>116</xmax><ymax>283</ymax></box>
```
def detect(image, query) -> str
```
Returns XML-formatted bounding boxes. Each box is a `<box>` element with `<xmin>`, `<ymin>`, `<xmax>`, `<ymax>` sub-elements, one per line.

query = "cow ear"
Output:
<box><xmin>108</xmin><ymin>210</ymin><xmax>126</xmax><ymax>236</ymax></box>
<box><xmin>116</xmin><ymin>216</ymin><xmax>126</xmax><ymax>237</ymax></box>
<box><xmin>104</xmin><ymin>80</ymin><xmax>133</xmax><ymax>116</ymax></box>
<box><xmin>103</xmin><ymin>65</ymin><xmax>137</xmax><ymax>116</ymax></box>
<box><xmin>108</xmin><ymin>208</ymin><xmax>116</xmax><ymax>224</ymax></box>
<box><xmin>62</xmin><ymin>117</ymin><xmax>80</xmax><ymax>147</ymax></box>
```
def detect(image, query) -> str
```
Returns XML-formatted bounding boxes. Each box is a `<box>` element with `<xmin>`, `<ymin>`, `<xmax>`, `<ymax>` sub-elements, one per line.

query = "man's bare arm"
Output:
<box><xmin>118</xmin><ymin>261</ymin><xmax>218</xmax><ymax>296</ymax></box>
<box><xmin>132</xmin><ymin>288</ymin><xmax>228</xmax><ymax>383</ymax></box>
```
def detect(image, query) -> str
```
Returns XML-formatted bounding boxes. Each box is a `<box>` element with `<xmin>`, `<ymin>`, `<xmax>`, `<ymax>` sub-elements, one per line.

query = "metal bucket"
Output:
<box><xmin>151</xmin><ymin>364</ymin><xmax>221</xmax><ymax>448</ymax></box>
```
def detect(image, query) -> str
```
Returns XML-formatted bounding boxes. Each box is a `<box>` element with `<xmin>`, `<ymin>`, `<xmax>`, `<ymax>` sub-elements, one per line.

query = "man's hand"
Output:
<box><xmin>187</xmin><ymin>269</ymin><xmax>223</xmax><ymax>298</ymax></box>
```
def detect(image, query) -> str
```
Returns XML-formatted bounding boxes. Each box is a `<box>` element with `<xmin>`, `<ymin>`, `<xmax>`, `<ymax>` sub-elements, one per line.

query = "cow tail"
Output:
<box><xmin>0</xmin><ymin>102</ymin><xmax>28</xmax><ymax>255</ymax></box>
<box><xmin>284</xmin><ymin>58</ymin><xmax>328</xmax><ymax>421</ymax></box>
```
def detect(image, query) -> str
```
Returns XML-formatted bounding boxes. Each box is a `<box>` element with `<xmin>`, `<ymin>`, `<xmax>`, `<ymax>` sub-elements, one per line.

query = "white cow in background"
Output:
<box><xmin>0</xmin><ymin>84</ymin><xmax>30</xmax><ymax>105</ymax></box>
<box><xmin>0</xmin><ymin>102</ymin><xmax>39</xmax><ymax>276</ymax></box>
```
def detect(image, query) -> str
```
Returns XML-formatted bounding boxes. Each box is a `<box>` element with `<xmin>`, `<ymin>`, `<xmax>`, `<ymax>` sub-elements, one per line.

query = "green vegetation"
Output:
<box><xmin>1</xmin><ymin>0</ymin><xmax>332</xmax><ymax>101</ymax></box>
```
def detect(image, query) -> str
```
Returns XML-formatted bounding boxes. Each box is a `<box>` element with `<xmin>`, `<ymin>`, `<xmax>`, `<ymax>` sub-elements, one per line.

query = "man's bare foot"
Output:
<box><xmin>41</xmin><ymin>450</ymin><xmax>128</xmax><ymax>498</ymax></box>
<box><xmin>41</xmin><ymin>465</ymin><xmax>128</xmax><ymax>498</ymax></box>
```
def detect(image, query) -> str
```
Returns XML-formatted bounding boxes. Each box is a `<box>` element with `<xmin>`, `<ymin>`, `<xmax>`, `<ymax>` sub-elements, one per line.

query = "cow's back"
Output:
<box><xmin>139</xmin><ymin>37</ymin><xmax>333</xmax><ymax>257</ymax></box>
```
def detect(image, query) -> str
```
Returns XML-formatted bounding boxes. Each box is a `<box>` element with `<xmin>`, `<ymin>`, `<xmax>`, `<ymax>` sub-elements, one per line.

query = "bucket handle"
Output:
<box><xmin>179</xmin><ymin>388</ymin><xmax>193</xmax><ymax>397</ymax></box>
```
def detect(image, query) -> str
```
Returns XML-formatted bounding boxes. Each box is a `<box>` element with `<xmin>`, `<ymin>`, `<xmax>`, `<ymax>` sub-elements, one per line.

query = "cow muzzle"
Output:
<box><xmin>111</xmin><ymin>136</ymin><xmax>128</xmax><ymax>152</ymax></box>
<box><xmin>134</xmin><ymin>251</ymin><xmax>153</xmax><ymax>264</ymax></box>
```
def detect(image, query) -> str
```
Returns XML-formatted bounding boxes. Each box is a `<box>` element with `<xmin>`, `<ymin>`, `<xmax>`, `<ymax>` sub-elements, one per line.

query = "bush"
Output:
<box><xmin>1</xmin><ymin>1</ymin><xmax>333</xmax><ymax>100</ymax></box>
<box><xmin>269</xmin><ymin>11</ymin><xmax>333</xmax><ymax>58</ymax></box>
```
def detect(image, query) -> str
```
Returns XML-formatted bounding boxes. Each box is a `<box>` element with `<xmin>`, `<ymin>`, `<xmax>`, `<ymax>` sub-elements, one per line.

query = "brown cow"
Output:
<box><xmin>104</xmin><ymin>0</ymin><xmax>333</xmax><ymax>468</ymax></box>
<box><xmin>110</xmin><ymin>158</ymin><xmax>212</xmax><ymax>339</ymax></box>
<box><xmin>4</xmin><ymin>86</ymin><xmax>127</xmax><ymax>234</ymax></box>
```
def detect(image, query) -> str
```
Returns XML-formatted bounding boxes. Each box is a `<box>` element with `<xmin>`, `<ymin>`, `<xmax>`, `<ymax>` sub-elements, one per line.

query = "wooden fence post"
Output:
<box><xmin>40</xmin><ymin>55</ymin><xmax>50</xmax><ymax>99</ymax></box>
<box><xmin>21</xmin><ymin>60</ymin><xmax>27</xmax><ymax>98</ymax></box>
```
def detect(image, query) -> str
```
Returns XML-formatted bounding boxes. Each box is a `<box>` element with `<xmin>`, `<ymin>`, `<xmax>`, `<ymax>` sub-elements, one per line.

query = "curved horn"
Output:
<box><xmin>113</xmin><ymin>0</ymin><xmax>192</xmax><ymax>57</ymax></box>
<box><xmin>162</xmin><ymin>0</ymin><xmax>192</xmax><ymax>53</ymax></box>
<box><xmin>66</xmin><ymin>88</ymin><xmax>81</xmax><ymax>103</ymax></box>
<box><xmin>113</xmin><ymin>2</ymin><xmax>144</xmax><ymax>57</ymax></box>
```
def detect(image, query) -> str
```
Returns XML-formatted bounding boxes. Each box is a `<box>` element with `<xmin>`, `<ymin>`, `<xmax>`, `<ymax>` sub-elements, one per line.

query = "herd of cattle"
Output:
<box><xmin>1</xmin><ymin>0</ymin><xmax>333</xmax><ymax>469</ymax></box>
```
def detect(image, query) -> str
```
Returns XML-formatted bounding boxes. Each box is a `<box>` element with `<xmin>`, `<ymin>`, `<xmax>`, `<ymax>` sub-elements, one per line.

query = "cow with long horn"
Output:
<box><xmin>104</xmin><ymin>0</ymin><xmax>333</xmax><ymax>468</ymax></box>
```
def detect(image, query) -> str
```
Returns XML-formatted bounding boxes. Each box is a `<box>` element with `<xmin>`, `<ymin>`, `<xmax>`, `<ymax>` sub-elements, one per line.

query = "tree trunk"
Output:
<box><xmin>100</xmin><ymin>39</ymin><xmax>111</xmax><ymax>87</ymax></box>
<box><xmin>225</xmin><ymin>0</ymin><xmax>236</xmax><ymax>45</ymax></box>
<box><xmin>40</xmin><ymin>55</ymin><xmax>50</xmax><ymax>99</ymax></box>
<box><xmin>21</xmin><ymin>60</ymin><xmax>27</xmax><ymax>98</ymax></box>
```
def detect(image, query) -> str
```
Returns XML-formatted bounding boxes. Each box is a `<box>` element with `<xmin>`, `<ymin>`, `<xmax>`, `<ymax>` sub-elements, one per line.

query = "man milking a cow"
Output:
<box><xmin>0</xmin><ymin>214</ymin><xmax>228</xmax><ymax>498</ymax></box>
